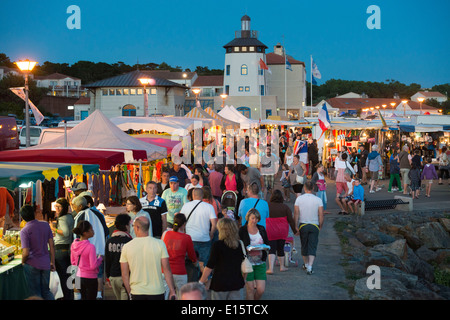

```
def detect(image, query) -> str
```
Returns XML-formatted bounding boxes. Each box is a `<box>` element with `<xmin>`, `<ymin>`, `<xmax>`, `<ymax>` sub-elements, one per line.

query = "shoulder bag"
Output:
<box><xmin>239</xmin><ymin>240</ymin><xmax>253</xmax><ymax>274</ymax></box>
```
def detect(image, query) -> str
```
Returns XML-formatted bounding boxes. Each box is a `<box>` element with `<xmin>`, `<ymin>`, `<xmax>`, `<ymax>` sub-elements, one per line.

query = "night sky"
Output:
<box><xmin>1</xmin><ymin>0</ymin><xmax>449</xmax><ymax>88</ymax></box>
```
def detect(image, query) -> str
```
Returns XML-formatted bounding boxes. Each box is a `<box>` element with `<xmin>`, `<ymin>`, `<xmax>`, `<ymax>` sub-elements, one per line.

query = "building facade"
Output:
<box><xmin>35</xmin><ymin>73</ymin><xmax>85</xmax><ymax>98</ymax></box>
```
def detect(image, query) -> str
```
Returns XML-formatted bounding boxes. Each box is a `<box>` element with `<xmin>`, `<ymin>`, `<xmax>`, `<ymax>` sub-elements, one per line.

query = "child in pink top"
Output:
<box><xmin>71</xmin><ymin>220</ymin><xmax>103</xmax><ymax>300</ymax></box>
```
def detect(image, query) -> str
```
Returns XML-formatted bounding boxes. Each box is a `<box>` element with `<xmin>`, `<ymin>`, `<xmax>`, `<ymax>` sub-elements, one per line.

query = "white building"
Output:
<box><xmin>35</xmin><ymin>73</ymin><xmax>85</xmax><ymax>98</ymax></box>
<box><xmin>0</xmin><ymin>66</ymin><xmax>20</xmax><ymax>80</ymax></box>
<box><xmin>221</xmin><ymin>15</ymin><xmax>277</xmax><ymax>120</ymax></box>
<box><xmin>83</xmin><ymin>70</ymin><xmax>189</xmax><ymax>118</ymax></box>
<box><xmin>411</xmin><ymin>91</ymin><xmax>447</xmax><ymax>103</ymax></box>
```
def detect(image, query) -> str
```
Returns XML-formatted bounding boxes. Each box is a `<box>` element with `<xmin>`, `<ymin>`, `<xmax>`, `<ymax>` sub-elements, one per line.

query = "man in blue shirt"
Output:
<box><xmin>140</xmin><ymin>181</ymin><xmax>168</xmax><ymax>238</ymax></box>
<box><xmin>238</xmin><ymin>183</ymin><xmax>269</xmax><ymax>228</ymax></box>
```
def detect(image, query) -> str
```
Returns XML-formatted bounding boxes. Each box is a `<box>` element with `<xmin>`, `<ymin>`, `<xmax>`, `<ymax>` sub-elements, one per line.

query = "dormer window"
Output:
<box><xmin>241</xmin><ymin>65</ymin><xmax>248</xmax><ymax>75</ymax></box>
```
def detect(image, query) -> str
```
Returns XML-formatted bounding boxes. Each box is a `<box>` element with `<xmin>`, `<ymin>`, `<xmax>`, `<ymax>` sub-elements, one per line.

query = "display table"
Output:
<box><xmin>0</xmin><ymin>257</ymin><xmax>30</xmax><ymax>300</ymax></box>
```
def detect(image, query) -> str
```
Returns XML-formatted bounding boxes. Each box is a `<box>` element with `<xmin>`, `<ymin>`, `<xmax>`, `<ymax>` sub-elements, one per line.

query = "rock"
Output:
<box><xmin>415</xmin><ymin>222</ymin><xmax>450</xmax><ymax>250</ymax></box>
<box><xmin>435</xmin><ymin>249</ymin><xmax>450</xmax><ymax>264</ymax></box>
<box><xmin>415</xmin><ymin>246</ymin><xmax>438</xmax><ymax>263</ymax></box>
<box><xmin>373</xmin><ymin>239</ymin><xmax>408</xmax><ymax>260</ymax></box>
<box><xmin>404</xmin><ymin>234</ymin><xmax>424</xmax><ymax>251</ymax></box>
<box><xmin>348</xmin><ymin>237</ymin><xmax>366</xmax><ymax>250</ymax></box>
<box><xmin>404</xmin><ymin>248</ymin><xmax>435</xmax><ymax>283</ymax></box>
<box><xmin>439</xmin><ymin>218</ymin><xmax>450</xmax><ymax>233</ymax></box>
<box><xmin>356</xmin><ymin>230</ymin><xmax>380</xmax><ymax>247</ymax></box>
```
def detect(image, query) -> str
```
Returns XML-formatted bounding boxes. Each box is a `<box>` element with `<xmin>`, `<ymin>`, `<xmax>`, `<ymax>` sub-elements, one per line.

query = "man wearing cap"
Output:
<box><xmin>72</xmin><ymin>182</ymin><xmax>88</xmax><ymax>197</ymax></box>
<box><xmin>168</xmin><ymin>164</ymin><xmax>189</xmax><ymax>188</ymax></box>
<box><xmin>161</xmin><ymin>176</ymin><xmax>188</xmax><ymax>229</ymax></box>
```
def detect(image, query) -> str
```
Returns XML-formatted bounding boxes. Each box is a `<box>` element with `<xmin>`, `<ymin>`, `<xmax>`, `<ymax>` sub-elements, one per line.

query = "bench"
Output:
<box><xmin>359</xmin><ymin>195</ymin><xmax>412</xmax><ymax>216</ymax></box>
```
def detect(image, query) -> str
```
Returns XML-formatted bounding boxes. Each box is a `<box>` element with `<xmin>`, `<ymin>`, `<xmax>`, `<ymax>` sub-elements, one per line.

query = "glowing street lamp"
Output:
<box><xmin>402</xmin><ymin>100</ymin><xmax>408</xmax><ymax>118</ymax></box>
<box><xmin>139</xmin><ymin>77</ymin><xmax>155</xmax><ymax>117</ymax></box>
<box><xmin>15</xmin><ymin>59</ymin><xmax>37</xmax><ymax>148</ymax></box>
<box><xmin>417</xmin><ymin>97</ymin><xmax>425</xmax><ymax>115</ymax></box>
<box><xmin>220</xmin><ymin>93</ymin><xmax>228</xmax><ymax>108</ymax></box>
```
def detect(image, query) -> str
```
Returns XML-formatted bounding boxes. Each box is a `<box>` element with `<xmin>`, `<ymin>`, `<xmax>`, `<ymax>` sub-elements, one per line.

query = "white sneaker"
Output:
<box><xmin>376</xmin><ymin>187</ymin><xmax>382</xmax><ymax>191</ymax></box>
<box><xmin>370</xmin><ymin>190</ymin><xmax>375</xmax><ymax>193</ymax></box>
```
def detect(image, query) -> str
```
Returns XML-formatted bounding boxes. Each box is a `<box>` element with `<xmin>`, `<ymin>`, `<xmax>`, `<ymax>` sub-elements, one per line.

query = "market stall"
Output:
<box><xmin>32</xmin><ymin>110</ymin><xmax>167</xmax><ymax>161</ymax></box>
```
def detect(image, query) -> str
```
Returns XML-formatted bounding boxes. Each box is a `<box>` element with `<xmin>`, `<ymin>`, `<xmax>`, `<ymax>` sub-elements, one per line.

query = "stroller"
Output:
<box><xmin>221</xmin><ymin>190</ymin><xmax>238</xmax><ymax>221</ymax></box>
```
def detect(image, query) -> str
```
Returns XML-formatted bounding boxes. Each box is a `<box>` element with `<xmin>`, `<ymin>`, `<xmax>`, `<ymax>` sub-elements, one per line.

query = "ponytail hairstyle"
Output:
<box><xmin>173</xmin><ymin>213</ymin><xmax>187</xmax><ymax>232</ymax></box>
<box><xmin>73</xmin><ymin>220</ymin><xmax>92</xmax><ymax>237</ymax></box>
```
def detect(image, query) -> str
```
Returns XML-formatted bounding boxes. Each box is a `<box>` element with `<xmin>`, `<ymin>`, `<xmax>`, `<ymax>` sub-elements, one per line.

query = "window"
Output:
<box><xmin>245</xmin><ymin>86</ymin><xmax>250</xmax><ymax>92</ymax></box>
<box><xmin>109</xmin><ymin>89</ymin><xmax>115</xmax><ymax>96</ymax></box>
<box><xmin>257</xmin><ymin>47</ymin><xmax>262</xmax><ymax>52</ymax></box>
<box><xmin>249</xmin><ymin>46</ymin><xmax>255</xmax><ymax>52</ymax></box>
<box><xmin>102</xmin><ymin>89</ymin><xmax>108</xmax><ymax>96</ymax></box>
<box><xmin>226</xmin><ymin>65</ymin><xmax>230</xmax><ymax>76</ymax></box>
<box><xmin>150</xmin><ymin>88</ymin><xmax>157</xmax><ymax>95</ymax></box>
<box><xmin>225</xmin><ymin>85</ymin><xmax>230</xmax><ymax>95</ymax></box>
<box><xmin>234</xmin><ymin>47</ymin><xmax>239</xmax><ymax>52</ymax></box>
<box><xmin>137</xmin><ymin>89</ymin><xmax>143</xmax><ymax>95</ymax></box>
<box><xmin>260</xmin><ymin>85</ymin><xmax>265</xmax><ymax>96</ymax></box>
<box><xmin>130</xmin><ymin>89</ymin><xmax>136</xmax><ymax>95</ymax></box>
<box><xmin>241</xmin><ymin>64</ymin><xmax>248</xmax><ymax>75</ymax></box>
<box><xmin>237</xmin><ymin>107</ymin><xmax>251</xmax><ymax>118</ymax></box>
<box><xmin>115</xmin><ymin>89</ymin><xmax>122</xmax><ymax>96</ymax></box>
<box><xmin>242</xmin><ymin>46</ymin><xmax>247</xmax><ymax>52</ymax></box>
<box><xmin>258</xmin><ymin>68</ymin><xmax>264</xmax><ymax>76</ymax></box>
<box><xmin>238</xmin><ymin>86</ymin><xmax>244</xmax><ymax>92</ymax></box>
<box><xmin>227</xmin><ymin>47</ymin><xmax>232</xmax><ymax>53</ymax></box>
<box><xmin>50</xmin><ymin>81</ymin><xmax>57</xmax><ymax>87</ymax></box>
<box><xmin>122</xmin><ymin>104</ymin><xmax>136</xmax><ymax>116</ymax></box>
<box><xmin>123</xmin><ymin>89</ymin><xmax>129</xmax><ymax>95</ymax></box>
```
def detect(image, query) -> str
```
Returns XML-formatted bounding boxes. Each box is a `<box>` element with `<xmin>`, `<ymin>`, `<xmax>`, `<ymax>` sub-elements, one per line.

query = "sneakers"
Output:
<box><xmin>370</xmin><ymin>190</ymin><xmax>375</xmax><ymax>193</ymax></box>
<box><xmin>302</xmin><ymin>263</ymin><xmax>314</xmax><ymax>275</ymax></box>
<box><xmin>376</xmin><ymin>187</ymin><xmax>382</xmax><ymax>191</ymax></box>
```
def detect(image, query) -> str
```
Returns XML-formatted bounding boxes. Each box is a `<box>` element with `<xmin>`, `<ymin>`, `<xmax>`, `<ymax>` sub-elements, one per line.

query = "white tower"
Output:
<box><xmin>223</xmin><ymin>15</ymin><xmax>268</xmax><ymax>98</ymax></box>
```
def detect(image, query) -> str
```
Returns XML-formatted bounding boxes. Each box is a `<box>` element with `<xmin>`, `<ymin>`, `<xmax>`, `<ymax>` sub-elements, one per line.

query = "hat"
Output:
<box><xmin>72</xmin><ymin>182</ymin><xmax>87</xmax><ymax>191</ymax></box>
<box><xmin>169</xmin><ymin>176</ymin><xmax>179</xmax><ymax>183</ymax></box>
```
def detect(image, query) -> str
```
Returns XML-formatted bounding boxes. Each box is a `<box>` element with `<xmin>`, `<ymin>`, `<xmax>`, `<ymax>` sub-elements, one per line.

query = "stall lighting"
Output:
<box><xmin>19</xmin><ymin>182</ymin><xmax>32</xmax><ymax>188</ymax></box>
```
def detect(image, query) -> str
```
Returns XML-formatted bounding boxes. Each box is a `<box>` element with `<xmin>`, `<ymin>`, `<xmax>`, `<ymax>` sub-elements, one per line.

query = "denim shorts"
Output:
<box><xmin>193</xmin><ymin>241</ymin><xmax>212</xmax><ymax>265</ymax></box>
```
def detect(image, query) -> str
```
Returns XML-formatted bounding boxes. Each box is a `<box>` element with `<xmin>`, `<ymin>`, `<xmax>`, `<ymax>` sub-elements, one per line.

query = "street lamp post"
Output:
<box><xmin>139</xmin><ymin>77</ymin><xmax>154</xmax><ymax>117</ymax></box>
<box><xmin>402</xmin><ymin>100</ymin><xmax>408</xmax><ymax>118</ymax></box>
<box><xmin>15</xmin><ymin>59</ymin><xmax>37</xmax><ymax>148</ymax></box>
<box><xmin>192</xmin><ymin>88</ymin><xmax>201</xmax><ymax>108</ymax></box>
<box><xmin>220</xmin><ymin>94</ymin><xmax>228</xmax><ymax>108</ymax></box>
<box><xmin>417</xmin><ymin>97</ymin><xmax>425</xmax><ymax>115</ymax></box>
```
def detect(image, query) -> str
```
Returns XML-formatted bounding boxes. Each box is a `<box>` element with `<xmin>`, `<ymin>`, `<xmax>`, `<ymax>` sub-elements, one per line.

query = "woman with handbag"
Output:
<box><xmin>289</xmin><ymin>155</ymin><xmax>306</xmax><ymax>197</ymax></box>
<box><xmin>198</xmin><ymin>217</ymin><xmax>246</xmax><ymax>300</ymax></box>
<box><xmin>239</xmin><ymin>208</ymin><xmax>270</xmax><ymax>300</ymax></box>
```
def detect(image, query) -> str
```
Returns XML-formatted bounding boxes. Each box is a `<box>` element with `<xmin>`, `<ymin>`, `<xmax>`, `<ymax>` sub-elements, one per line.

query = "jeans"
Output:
<box><xmin>55</xmin><ymin>247</ymin><xmax>73</xmax><ymax>300</ymax></box>
<box><xmin>22</xmin><ymin>263</ymin><xmax>55</xmax><ymax>300</ymax></box>
<box><xmin>193</xmin><ymin>240</ymin><xmax>212</xmax><ymax>266</ymax></box>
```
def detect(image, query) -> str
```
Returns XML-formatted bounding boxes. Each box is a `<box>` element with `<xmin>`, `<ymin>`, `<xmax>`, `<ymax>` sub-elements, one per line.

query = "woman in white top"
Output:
<box><xmin>184</xmin><ymin>175</ymin><xmax>203</xmax><ymax>191</ymax></box>
<box><xmin>125</xmin><ymin>196</ymin><xmax>152</xmax><ymax>238</ymax></box>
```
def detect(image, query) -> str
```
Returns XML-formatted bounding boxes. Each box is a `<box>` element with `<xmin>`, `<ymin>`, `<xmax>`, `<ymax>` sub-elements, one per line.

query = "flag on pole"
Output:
<box><xmin>318</xmin><ymin>103</ymin><xmax>331</xmax><ymax>139</ymax></box>
<box><xmin>312</xmin><ymin>58</ymin><xmax>321</xmax><ymax>79</ymax></box>
<box><xmin>259</xmin><ymin>58</ymin><xmax>268</xmax><ymax>70</ymax></box>
<box><xmin>286</xmin><ymin>58</ymin><xmax>292</xmax><ymax>71</ymax></box>
<box><xmin>377</xmin><ymin>109</ymin><xmax>387</xmax><ymax>127</ymax></box>
<box><xmin>10</xmin><ymin>87</ymin><xmax>44</xmax><ymax>125</ymax></box>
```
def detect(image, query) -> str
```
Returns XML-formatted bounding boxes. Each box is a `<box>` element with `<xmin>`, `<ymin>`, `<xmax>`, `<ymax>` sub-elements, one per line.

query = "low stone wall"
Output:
<box><xmin>335</xmin><ymin>210</ymin><xmax>450</xmax><ymax>300</ymax></box>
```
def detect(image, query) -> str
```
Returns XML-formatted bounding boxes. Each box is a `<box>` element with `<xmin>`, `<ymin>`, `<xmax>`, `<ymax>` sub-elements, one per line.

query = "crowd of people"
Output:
<box><xmin>15</xmin><ymin>127</ymin><xmax>450</xmax><ymax>301</ymax></box>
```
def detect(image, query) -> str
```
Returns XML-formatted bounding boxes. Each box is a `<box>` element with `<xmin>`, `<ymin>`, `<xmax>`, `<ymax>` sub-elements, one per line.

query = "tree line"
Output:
<box><xmin>1</xmin><ymin>53</ymin><xmax>448</xmax><ymax>117</ymax></box>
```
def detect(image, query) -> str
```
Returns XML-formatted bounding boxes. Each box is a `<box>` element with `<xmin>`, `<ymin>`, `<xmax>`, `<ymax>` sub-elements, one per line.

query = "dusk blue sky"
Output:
<box><xmin>1</xmin><ymin>0</ymin><xmax>449</xmax><ymax>88</ymax></box>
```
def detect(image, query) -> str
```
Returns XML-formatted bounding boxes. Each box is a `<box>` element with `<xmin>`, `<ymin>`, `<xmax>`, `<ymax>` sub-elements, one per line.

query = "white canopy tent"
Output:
<box><xmin>110</xmin><ymin>115</ymin><xmax>226</xmax><ymax>136</ymax></box>
<box><xmin>32</xmin><ymin>110</ymin><xmax>167</xmax><ymax>161</ymax></box>
<box><xmin>218</xmin><ymin>105</ymin><xmax>260</xmax><ymax>129</ymax></box>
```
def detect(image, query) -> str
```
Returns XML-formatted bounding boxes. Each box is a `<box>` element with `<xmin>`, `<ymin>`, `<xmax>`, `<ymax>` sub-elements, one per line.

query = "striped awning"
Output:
<box><xmin>0</xmin><ymin>162</ymin><xmax>100</xmax><ymax>190</ymax></box>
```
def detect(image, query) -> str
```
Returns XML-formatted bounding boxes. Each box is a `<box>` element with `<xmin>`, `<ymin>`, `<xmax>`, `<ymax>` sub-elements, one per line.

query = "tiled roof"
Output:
<box><xmin>84</xmin><ymin>70</ymin><xmax>187</xmax><ymax>88</ymax></box>
<box><xmin>223</xmin><ymin>37</ymin><xmax>268</xmax><ymax>48</ymax></box>
<box><xmin>140</xmin><ymin>70</ymin><xmax>196</xmax><ymax>80</ymax></box>
<box><xmin>417</xmin><ymin>91</ymin><xmax>446</xmax><ymax>98</ymax></box>
<box><xmin>325</xmin><ymin>98</ymin><xmax>437</xmax><ymax>111</ymax></box>
<box><xmin>74</xmin><ymin>97</ymin><xmax>90</xmax><ymax>105</ymax></box>
<box><xmin>192</xmin><ymin>75</ymin><xmax>223</xmax><ymax>87</ymax></box>
<box><xmin>35</xmin><ymin>73</ymin><xmax>81</xmax><ymax>80</ymax></box>
<box><xmin>265</xmin><ymin>53</ymin><xmax>305</xmax><ymax>66</ymax></box>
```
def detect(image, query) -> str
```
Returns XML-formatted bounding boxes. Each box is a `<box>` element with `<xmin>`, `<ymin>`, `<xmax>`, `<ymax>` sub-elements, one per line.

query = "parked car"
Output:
<box><xmin>16</xmin><ymin>119</ymin><xmax>25</xmax><ymax>131</ymax></box>
<box><xmin>0</xmin><ymin>116</ymin><xmax>20</xmax><ymax>151</ymax></box>
<box><xmin>19</xmin><ymin>126</ymin><xmax>47</xmax><ymax>147</ymax></box>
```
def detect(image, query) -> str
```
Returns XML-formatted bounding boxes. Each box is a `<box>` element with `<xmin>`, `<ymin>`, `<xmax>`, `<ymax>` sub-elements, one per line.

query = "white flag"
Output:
<box><xmin>10</xmin><ymin>87</ymin><xmax>44</xmax><ymax>125</ymax></box>
<box><xmin>312</xmin><ymin>57</ymin><xmax>321</xmax><ymax>79</ymax></box>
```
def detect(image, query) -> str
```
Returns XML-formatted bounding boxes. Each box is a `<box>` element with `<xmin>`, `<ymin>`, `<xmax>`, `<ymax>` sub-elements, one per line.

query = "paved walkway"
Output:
<box><xmin>104</xmin><ymin>172</ymin><xmax>450</xmax><ymax>301</ymax></box>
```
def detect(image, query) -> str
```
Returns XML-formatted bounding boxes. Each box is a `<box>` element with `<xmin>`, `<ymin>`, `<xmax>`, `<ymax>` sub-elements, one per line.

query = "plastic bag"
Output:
<box><xmin>49</xmin><ymin>271</ymin><xmax>64</xmax><ymax>300</ymax></box>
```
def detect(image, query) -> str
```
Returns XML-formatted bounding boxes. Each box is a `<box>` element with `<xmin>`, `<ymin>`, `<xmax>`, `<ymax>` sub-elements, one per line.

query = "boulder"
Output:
<box><xmin>404</xmin><ymin>234</ymin><xmax>424</xmax><ymax>251</ymax></box>
<box><xmin>373</xmin><ymin>239</ymin><xmax>408</xmax><ymax>260</ymax></box>
<box><xmin>439</xmin><ymin>218</ymin><xmax>450</xmax><ymax>233</ymax></box>
<box><xmin>403</xmin><ymin>248</ymin><xmax>435</xmax><ymax>283</ymax></box>
<box><xmin>415</xmin><ymin>222</ymin><xmax>450</xmax><ymax>250</ymax></box>
<box><xmin>356</xmin><ymin>230</ymin><xmax>380</xmax><ymax>247</ymax></box>
<box><xmin>415</xmin><ymin>246</ymin><xmax>438</xmax><ymax>263</ymax></box>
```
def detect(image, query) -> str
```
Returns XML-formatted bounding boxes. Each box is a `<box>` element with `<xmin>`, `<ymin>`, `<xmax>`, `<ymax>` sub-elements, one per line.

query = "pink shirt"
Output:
<box><xmin>225</xmin><ymin>174</ymin><xmax>237</xmax><ymax>192</ymax></box>
<box><xmin>209</xmin><ymin>170</ymin><xmax>223</xmax><ymax>197</ymax></box>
